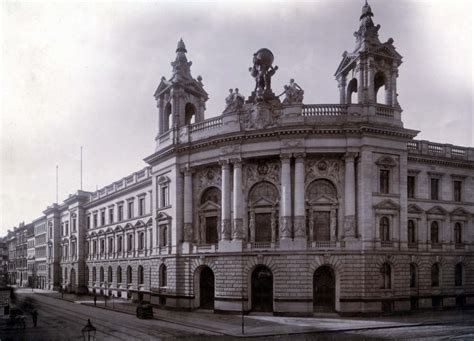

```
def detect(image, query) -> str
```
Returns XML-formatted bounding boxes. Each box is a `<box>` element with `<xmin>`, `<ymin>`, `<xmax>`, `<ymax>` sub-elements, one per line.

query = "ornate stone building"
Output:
<box><xmin>3</xmin><ymin>3</ymin><xmax>473</xmax><ymax>315</ymax></box>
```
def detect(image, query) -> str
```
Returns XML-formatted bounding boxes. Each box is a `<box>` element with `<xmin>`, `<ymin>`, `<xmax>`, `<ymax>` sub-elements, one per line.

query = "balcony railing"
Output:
<box><xmin>189</xmin><ymin>116</ymin><xmax>223</xmax><ymax>133</ymax></box>
<box><xmin>375</xmin><ymin>104</ymin><xmax>395</xmax><ymax>118</ymax></box>
<box><xmin>302</xmin><ymin>104</ymin><xmax>347</xmax><ymax>117</ymax></box>
<box><xmin>407</xmin><ymin>140</ymin><xmax>473</xmax><ymax>161</ymax></box>
<box><xmin>381</xmin><ymin>241</ymin><xmax>394</xmax><ymax>248</ymax></box>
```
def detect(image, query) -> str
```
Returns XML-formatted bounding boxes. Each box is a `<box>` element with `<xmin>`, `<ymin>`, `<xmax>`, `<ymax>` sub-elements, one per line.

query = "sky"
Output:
<box><xmin>0</xmin><ymin>0</ymin><xmax>473</xmax><ymax>236</ymax></box>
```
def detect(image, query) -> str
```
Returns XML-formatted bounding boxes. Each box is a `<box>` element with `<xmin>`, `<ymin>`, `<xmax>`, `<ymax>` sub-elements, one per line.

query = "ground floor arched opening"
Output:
<box><xmin>199</xmin><ymin>267</ymin><xmax>215</xmax><ymax>309</ymax></box>
<box><xmin>313</xmin><ymin>266</ymin><xmax>335</xmax><ymax>312</ymax></box>
<box><xmin>251</xmin><ymin>266</ymin><xmax>273</xmax><ymax>312</ymax></box>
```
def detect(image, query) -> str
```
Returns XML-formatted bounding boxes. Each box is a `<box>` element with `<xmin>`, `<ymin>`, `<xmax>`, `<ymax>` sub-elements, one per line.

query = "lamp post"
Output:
<box><xmin>81</xmin><ymin>319</ymin><xmax>97</xmax><ymax>341</ymax></box>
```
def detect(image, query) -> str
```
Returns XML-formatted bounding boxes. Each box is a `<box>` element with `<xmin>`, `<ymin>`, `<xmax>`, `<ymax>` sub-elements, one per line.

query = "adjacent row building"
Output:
<box><xmin>2</xmin><ymin>3</ymin><xmax>473</xmax><ymax>315</ymax></box>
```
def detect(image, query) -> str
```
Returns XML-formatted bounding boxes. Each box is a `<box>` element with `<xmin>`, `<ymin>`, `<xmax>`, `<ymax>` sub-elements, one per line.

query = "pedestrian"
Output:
<box><xmin>93</xmin><ymin>294</ymin><xmax>97</xmax><ymax>306</ymax></box>
<box><xmin>31</xmin><ymin>309</ymin><xmax>38</xmax><ymax>327</ymax></box>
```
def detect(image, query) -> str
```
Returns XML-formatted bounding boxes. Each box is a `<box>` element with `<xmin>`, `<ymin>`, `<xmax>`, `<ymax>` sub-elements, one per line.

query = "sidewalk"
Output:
<box><xmin>25</xmin><ymin>289</ymin><xmax>474</xmax><ymax>338</ymax></box>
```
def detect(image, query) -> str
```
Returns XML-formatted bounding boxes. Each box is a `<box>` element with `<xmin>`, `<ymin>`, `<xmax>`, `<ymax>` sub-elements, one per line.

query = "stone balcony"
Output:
<box><xmin>407</xmin><ymin>140</ymin><xmax>474</xmax><ymax>161</ymax></box>
<box><xmin>154</xmin><ymin>103</ymin><xmax>405</xmax><ymax>151</ymax></box>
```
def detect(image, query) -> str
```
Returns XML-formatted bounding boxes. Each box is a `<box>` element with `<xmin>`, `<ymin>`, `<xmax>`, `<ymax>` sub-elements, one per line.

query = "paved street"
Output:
<box><xmin>1</xmin><ymin>289</ymin><xmax>474</xmax><ymax>340</ymax></box>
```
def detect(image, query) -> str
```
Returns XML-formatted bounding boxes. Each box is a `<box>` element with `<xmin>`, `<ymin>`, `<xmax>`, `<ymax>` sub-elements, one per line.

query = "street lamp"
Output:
<box><xmin>81</xmin><ymin>319</ymin><xmax>97</xmax><ymax>341</ymax></box>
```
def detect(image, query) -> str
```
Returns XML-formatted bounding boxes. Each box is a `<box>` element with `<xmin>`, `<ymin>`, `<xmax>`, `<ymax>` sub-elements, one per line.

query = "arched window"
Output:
<box><xmin>380</xmin><ymin>217</ymin><xmax>390</xmax><ymax>242</ymax></box>
<box><xmin>200</xmin><ymin>187</ymin><xmax>221</xmax><ymax>245</ymax></box>
<box><xmin>138</xmin><ymin>266</ymin><xmax>144</xmax><ymax>285</ymax></box>
<box><xmin>164</xmin><ymin>102</ymin><xmax>172</xmax><ymax>132</ymax></box>
<box><xmin>184</xmin><ymin>103</ymin><xmax>196</xmax><ymax>125</ymax></box>
<box><xmin>347</xmin><ymin>78</ymin><xmax>357</xmax><ymax>104</ymax></box>
<box><xmin>381</xmin><ymin>263</ymin><xmax>391</xmax><ymax>289</ymax></box>
<box><xmin>431</xmin><ymin>263</ymin><xmax>440</xmax><ymax>287</ymax></box>
<box><xmin>108</xmin><ymin>266</ymin><xmax>113</xmax><ymax>283</ymax></box>
<box><xmin>408</xmin><ymin>220</ymin><xmax>416</xmax><ymax>244</ymax></box>
<box><xmin>374</xmin><ymin>71</ymin><xmax>387</xmax><ymax>104</ymax></box>
<box><xmin>430</xmin><ymin>221</ymin><xmax>439</xmax><ymax>244</ymax></box>
<box><xmin>117</xmin><ymin>266</ymin><xmax>122</xmax><ymax>284</ymax></box>
<box><xmin>127</xmin><ymin>266</ymin><xmax>132</xmax><ymax>284</ymax></box>
<box><xmin>100</xmin><ymin>267</ymin><xmax>104</xmax><ymax>282</ymax></box>
<box><xmin>160</xmin><ymin>264</ymin><xmax>167</xmax><ymax>287</ymax></box>
<box><xmin>410</xmin><ymin>263</ymin><xmax>417</xmax><ymax>288</ymax></box>
<box><xmin>454</xmin><ymin>223</ymin><xmax>462</xmax><ymax>244</ymax></box>
<box><xmin>455</xmin><ymin>263</ymin><xmax>463</xmax><ymax>287</ymax></box>
<box><xmin>92</xmin><ymin>267</ymin><xmax>96</xmax><ymax>282</ymax></box>
<box><xmin>380</xmin><ymin>169</ymin><xmax>390</xmax><ymax>194</ymax></box>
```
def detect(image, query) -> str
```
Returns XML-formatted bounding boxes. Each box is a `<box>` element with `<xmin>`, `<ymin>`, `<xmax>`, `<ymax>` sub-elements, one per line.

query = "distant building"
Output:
<box><xmin>33</xmin><ymin>216</ymin><xmax>47</xmax><ymax>289</ymax></box>
<box><xmin>2</xmin><ymin>2</ymin><xmax>473</xmax><ymax>314</ymax></box>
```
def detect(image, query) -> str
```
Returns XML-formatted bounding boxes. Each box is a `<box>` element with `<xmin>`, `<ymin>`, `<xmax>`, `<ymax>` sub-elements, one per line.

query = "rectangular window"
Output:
<box><xmin>72</xmin><ymin>218</ymin><xmax>76</xmax><ymax>232</ymax></box>
<box><xmin>161</xmin><ymin>186</ymin><xmax>169</xmax><ymax>207</ymax></box>
<box><xmin>431</xmin><ymin>178</ymin><xmax>439</xmax><ymax>200</ymax></box>
<box><xmin>108</xmin><ymin>237</ymin><xmax>113</xmax><ymax>254</ymax></box>
<box><xmin>161</xmin><ymin>225</ymin><xmax>168</xmax><ymax>247</ymax></box>
<box><xmin>101</xmin><ymin>211</ymin><xmax>105</xmax><ymax>226</ymax></box>
<box><xmin>139</xmin><ymin>232</ymin><xmax>144</xmax><ymax>250</ymax></box>
<box><xmin>87</xmin><ymin>216</ymin><xmax>91</xmax><ymax>230</ymax></box>
<box><xmin>127</xmin><ymin>234</ymin><xmax>133</xmax><ymax>251</ymax></box>
<box><xmin>65</xmin><ymin>222</ymin><xmax>69</xmax><ymax>235</ymax></box>
<box><xmin>93</xmin><ymin>213</ymin><xmax>98</xmax><ymax>228</ymax></box>
<box><xmin>380</xmin><ymin>170</ymin><xmax>390</xmax><ymax>194</ymax></box>
<box><xmin>100</xmin><ymin>240</ymin><xmax>105</xmax><ymax>254</ymax></box>
<box><xmin>127</xmin><ymin>201</ymin><xmax>134</xmax><ymax>219</ymax></box>
<box><xmin>109</xmin><ymin>208</ymin><xmax>114</xmax><ymax>224</ymax></box>
<box><xmin>118</xmin><ymin>236</ymin><xmax>123</xmax><ymax>253</ymax></box>
<box><xmin>453</xmin><ymin>180</ymin><xmax>462</xmax><ymax>202</ymax></box>
<box><xmin>139</xmin><ymin>198</ymin><xmax>145</xmax><ymax>216</ymax></box>
<box><xmin>118</xmin><ymin>205</ymin><xmax>123</xmax><ymax>221</ymax></box>
<box><xmin>407</xmin><ymin>176</ymin><xmax>415</xmax><ymax>198</ymax></box>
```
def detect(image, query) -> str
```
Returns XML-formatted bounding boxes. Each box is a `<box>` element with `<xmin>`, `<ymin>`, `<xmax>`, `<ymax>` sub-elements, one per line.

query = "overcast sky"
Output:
<box><xmin>0</xmin><ymin>0</ymin><xmax>472</xmax><ymax>235</ymax></box>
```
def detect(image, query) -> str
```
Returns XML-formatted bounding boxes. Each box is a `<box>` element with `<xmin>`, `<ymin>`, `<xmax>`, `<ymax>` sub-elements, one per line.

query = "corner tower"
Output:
<box><xmin>154</xmin><ymin>39</ymin><xmax>208</xmax><ymax>144</ymax></box>
<box><xmin>335</xmin><ymin>1</ymin><xmax>402</xmax><ymax>107</ymax></box>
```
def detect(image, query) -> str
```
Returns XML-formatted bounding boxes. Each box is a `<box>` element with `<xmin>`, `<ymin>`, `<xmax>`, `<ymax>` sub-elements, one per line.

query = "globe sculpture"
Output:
<box><xmin>248</xmin><ymin>48</ymin><xmax>279</xmax><ymax>102</ymax></box>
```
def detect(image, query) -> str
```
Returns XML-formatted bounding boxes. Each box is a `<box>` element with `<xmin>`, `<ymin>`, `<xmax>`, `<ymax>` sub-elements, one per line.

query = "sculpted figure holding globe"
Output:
<box><xmin>248</xmin><ymin>48</ymin><xmax>279</xmax><ymax>102</ymax></box>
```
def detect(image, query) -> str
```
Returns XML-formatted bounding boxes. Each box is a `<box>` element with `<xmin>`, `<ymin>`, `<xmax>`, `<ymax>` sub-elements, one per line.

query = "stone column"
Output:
<box><xmin>338</xmin><ymin>76</ymin><xmax>346</xmax><ymax>104</ymax></box>
<box><xmin>294</xmin><ymin>153</ymin><xmax>306</xmax><ymax>240</ymax></box>
<box><xmin>385</xmin><ymin>72</ymin><xmax>392</xmax><ymax>106</ymax></box>
<box><xmin>392</xmin><ymin>63</ymin><xmax>398</xmax><ymax>107</ymax></box>
<box><xmin>249</xmin><ymin>209</ymin><xmax>255</xmax><ymax>242</ymax></box>
<box><xmin>280</xmin><ymin>153</ymin><xmax>292</xmax><ymax>240</ymax></box>
<box><xmin>344</xmin><ymin>153</ymin><xmax>357</xmax><ymax>239</ymax></box>
<box><xmin>357</xmin><ymin>63</ymin><xmax>364</xmax><ymax>104</ymax></box>
<box><xmin>232</xmin><ymin>160</ymin><xmax>244</xmax><ymax>240</ymax></box>
<box><xmin>367</xmin><ymin>57</ymin><xmax>374</xmax><ymax>103</ymax></box>
<box><xmin>220</xmin><ymin>160</ymin><xmax>231</xmax><ymax>240</ymax></box>
<box><xmin>183</xmin><ymin>168</ymin><xmax>193</xmax><ymax>242</ymax></box>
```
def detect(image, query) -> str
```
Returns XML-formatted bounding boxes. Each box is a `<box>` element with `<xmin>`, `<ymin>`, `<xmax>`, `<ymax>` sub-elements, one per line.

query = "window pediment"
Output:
<box><xmin>376</xmin><ymin>156</ymin><xmax>396</xmax><ymax>168</ymax></box>
<box><xmin>250</xmin><ymin>196</ymin><xmax>277</xmax><ymax>207</ymax></box>
<box><xmin>158</xmin><ymin>175</ymin><xmax>171</xmax><ymax>185</ymax></box>
<box><xmin>199</xmin><ymin>201</ymin><xmax>221</xmax><ymax>211</ymax></box>
<box><xmin>373</xmin><ymin>199</ymin><xmax>400</xmax><ymax>211</ymax></box>
<box><xmin>156</xmin><ymin>212</ymin><xmax>171</xmax><ymax>221</ymax></box>
<box><xmin>451</xmin><ymin>207</ymin><xmax>470</xmax><ymax>217</ymax></box>
<box><xmin>426</xmin><ymin>206</ymin><xmax>448</xmax><ymax>216</ymax></box>
<box><xmin>408</xmin><ymin>204</ymin><xmax>423</xmax><ymax>214</ymax></box>
<box><xmin>308</xmin><ymin>194</ymin><xmax>338</xmax><ymax>205</ymax></box>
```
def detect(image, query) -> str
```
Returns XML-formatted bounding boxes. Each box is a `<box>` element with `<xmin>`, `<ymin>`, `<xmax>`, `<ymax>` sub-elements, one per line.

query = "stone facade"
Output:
<box><xmin>2</xmin><ymin>2</ymin><xmax>473</xmax><ymax>315</ymax></box>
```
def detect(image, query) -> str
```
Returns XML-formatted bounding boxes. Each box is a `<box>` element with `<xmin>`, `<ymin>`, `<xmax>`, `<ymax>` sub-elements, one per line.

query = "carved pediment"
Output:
<box><xmin>372</xmin><ymin>43</ymin><xmax>402</xmax><ymax>61</ymax></box>
<box><xmin>199</xmin><ymin>201</ymin><xmax>221</xmax><ymax>212</ymax></box>
<box><xmin>158</xmin><ymin>175</ymin><xmax>171</xmax><ymax>185</ymax></box>
<box><xmin>376</xmin><ymin>156</ymin><xmax>396</xmax><ymax>168</ymax></box>
<box><xmin>335</xmin><ymin>53</ymin><xmax>356</xmax><ymax>76</ymax></box>
<box><xmin>145</xmin><ymin>217</ymin><xmax>153</xmax><ymax>225</ymax></box>
<box><xmin>250</xmin><ymin>196</ymin><xmax>276</xmax><ymax>207</ymax></box>
<box><xmin>426</xmin><ymin>206</ymin><xmax>448</xmax><ymax>216</ymax></box>
<box><xmin>105</xmin><ymin>227</ymin><xmax>113</xmax><ymax>234</ymax></box>
<box><xmin>124</xmin><ymin>223</ymin><xmax>134</xmax><ymax>230</ymax></box>
<box><xmin>156</xmin><ymin>212</ymin><xmax>171</xmax><ymax>221</ymax></box>
<box><xmin>408</xmin><ymin>204</ymin><xmax>423</xmax><ymax>214</ymax></box>
<box><xmin>97</xmin><ymin>230</ymin><xmax>105</xmax><ymax>236</ymax></box>
<box><xmin>373</xmin><ymin>199</ymin><xmax>400</xmax><ymax>211</ymax></box>
<box><xmin>451</xmin><ymin>207</ymin><xmax>470</xmax><ymax>217</ymax></box>
<box><xmin>88</xmin><ymin>232</ymin><xmax>97</xmax><ymax>238</ymax></box>
<box><xmin>114</xmin><ymin>225</ymin><xmax>123</xmax><ymax>232</ymax></box>
<box><xmin>154</xmin><ymin>78</ymin><xmax>171</xmax><ymax>99</ymax></box>
<box><xmin>308</xmin><ymin>194</ymin><xmax>337</xmax><ymax>205</ymax></box>
<box><xmin>134</xmin><ymin>220</ymin><xmax>145</xmax><ymax>228</ymax></box>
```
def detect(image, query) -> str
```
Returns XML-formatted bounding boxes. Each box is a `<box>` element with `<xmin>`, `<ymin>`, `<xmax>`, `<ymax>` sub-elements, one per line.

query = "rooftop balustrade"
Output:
<box><xmin>407</xmin><ymin>140</ymin><xmax>474</xmax><ymax>161</ymax></box>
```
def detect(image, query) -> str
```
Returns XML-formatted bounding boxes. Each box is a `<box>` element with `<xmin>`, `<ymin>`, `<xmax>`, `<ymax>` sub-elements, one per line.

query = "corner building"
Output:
<box><xmin>35</xmin><ymin>3</ymin><xmax>474</xmax><ymax>315</ymax></box>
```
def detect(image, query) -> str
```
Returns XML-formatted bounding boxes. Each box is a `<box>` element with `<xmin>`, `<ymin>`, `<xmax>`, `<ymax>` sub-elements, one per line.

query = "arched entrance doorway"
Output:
<box><xmin>199</xmin><ymin>267</ymin><xmax>215</xmax><ymax>309</ymax></box>
<box><xmin>251</xmin><ymin>266</ymin><xmax>273</xmax><ymax>312</ymax></box>
<box><xmin>313</xmin><ymin>266</ymin><xmax>335</xmax><ymax>311</ymax></box>
<box><xmin>70</xmin><ymin>268</ymin><xmax>76</xmax><ymax>293</ymax></box>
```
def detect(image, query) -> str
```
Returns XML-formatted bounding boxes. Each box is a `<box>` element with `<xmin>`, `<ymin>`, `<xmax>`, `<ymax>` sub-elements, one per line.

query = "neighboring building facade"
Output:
<box><xmin>2</xmin><ymin>3</ymin><xmax>473</xmax><ymax>315</ymax></box>
<box><xmin>33</xmin><ymin>216</ymin><xmax>47</xmax><ymax>289</ymax></box>
<box><xmin>27</xmin><ymin>226</ymin><xmax>35</xmax><ymax>287</ymax></box>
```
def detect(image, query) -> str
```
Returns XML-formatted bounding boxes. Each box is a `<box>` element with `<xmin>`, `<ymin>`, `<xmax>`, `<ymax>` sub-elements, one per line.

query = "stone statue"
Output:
<box><xmin>280</xmin><ymin>79</ymin><xmax>304</xmax><ymax>104</ymax></box>
<box><xmin>224</xmin><ymin>88</ymin><xmax>245</xmax><ymax>112</ymax></box>
<box><xmin>248</xmin><ymin>48</ymin><xmax>279</xmax><ymax>102</ymax></box>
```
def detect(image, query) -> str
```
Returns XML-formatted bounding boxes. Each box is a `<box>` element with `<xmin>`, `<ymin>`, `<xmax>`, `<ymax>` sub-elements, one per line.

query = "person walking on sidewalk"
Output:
<box><xmin>93</xmin><ymin>293</ymin><xmax>97</xmax><ymax>306</ymax></box>
<box><xmin>31</xmin><ymin>309</ymin><xmax>38</xmax><ymax>327</ymax></box>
